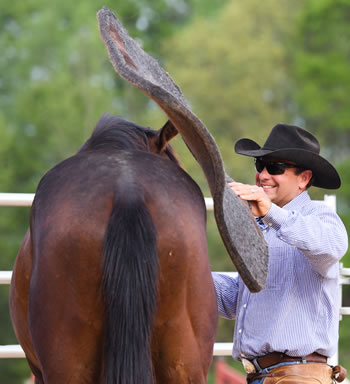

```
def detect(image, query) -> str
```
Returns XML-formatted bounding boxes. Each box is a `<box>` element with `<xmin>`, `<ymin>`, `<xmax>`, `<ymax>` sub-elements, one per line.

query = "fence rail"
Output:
<box><xmin>0</xmin><ymin>193</ymin><xmax>349</xmax><ymax>361</ymax></box>
<box><xmin>0</xmin><ymin>193</ymin><xmax>34</xmax><ymax>206</ymax></box>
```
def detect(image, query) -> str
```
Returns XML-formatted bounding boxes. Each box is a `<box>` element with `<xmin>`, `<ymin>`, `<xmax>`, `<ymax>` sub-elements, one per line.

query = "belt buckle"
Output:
<box><xmin>242</xmin><ymin>358</ymin><xmax>256</xmax><ymax>373</ymax></box>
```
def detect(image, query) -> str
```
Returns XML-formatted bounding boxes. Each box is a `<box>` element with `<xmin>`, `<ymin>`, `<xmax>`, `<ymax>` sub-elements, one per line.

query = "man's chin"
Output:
<box><xmin>264</xmin><ymin>190</ymin><xmax>276</xmax><ymax>202</ymax></box>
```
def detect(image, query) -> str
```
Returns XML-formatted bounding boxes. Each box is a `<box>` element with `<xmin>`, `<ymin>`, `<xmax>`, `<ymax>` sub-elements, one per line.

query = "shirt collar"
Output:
<box><xmin>283</xmin><ymin>190</ymin><xmax>310</xmax><ymax>210</ymax></box>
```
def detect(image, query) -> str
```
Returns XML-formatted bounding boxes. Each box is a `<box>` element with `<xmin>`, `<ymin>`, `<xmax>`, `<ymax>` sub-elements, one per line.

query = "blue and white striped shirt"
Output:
<box><xmin>212</xmin><ymin>191</ymin><xmax>348</xmax><ymax>361</ymax></box>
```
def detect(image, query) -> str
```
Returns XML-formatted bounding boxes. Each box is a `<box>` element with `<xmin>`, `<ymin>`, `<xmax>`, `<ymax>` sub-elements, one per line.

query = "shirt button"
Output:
<box><xmin>243</xmin><ymin>304</ymin><xmax>247</xmax><ymax>308</ymax></box>
<box><xmin>268</xmin><ymin>222</ymin><xmax>272</xmax><ymax>227</ymax></box>
<box><xmin>238</xmin><ymin>329</ymin><xmax>242</xmax><ymax>334</ymax></box>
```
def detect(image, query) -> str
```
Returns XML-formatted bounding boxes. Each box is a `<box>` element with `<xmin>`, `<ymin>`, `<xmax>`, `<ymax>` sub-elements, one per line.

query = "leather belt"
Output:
<box><xmin>255</xmin><ymin>352</ymin><xmax>327</xmax><ymax>370</ymax></box>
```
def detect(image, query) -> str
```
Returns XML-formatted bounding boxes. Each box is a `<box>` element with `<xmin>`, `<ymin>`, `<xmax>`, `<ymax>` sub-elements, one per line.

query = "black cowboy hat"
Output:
<box><xmin>234</xmin><ymin>123</ymin><xmax>341</xmax><ymax>189</ymax></box>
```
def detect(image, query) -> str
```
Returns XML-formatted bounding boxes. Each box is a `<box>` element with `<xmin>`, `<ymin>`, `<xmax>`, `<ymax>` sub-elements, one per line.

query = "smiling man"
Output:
<box><xmin>212</xmin><ymin>124</ymin><xmax>348</xmax><ymax>384</ymax></box>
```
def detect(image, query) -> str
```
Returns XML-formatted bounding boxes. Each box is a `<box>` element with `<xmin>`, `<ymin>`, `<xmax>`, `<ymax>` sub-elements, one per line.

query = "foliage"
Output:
<box><xmin>163</xmin><ymin>0</ymin><xmax>350</xmax><ymax>372</ymax></box>
<box><xmin>292</xmin><ymin>0</ymin><xmax>350</xmax><ymax>152</ymax></box>
<box><xmin>1</xmin><ymin>0</ymin><xmax>350</xmax><ymax>381</ymax></box>
<box><xmin>291</xmin><ymin>0</ymin><xmax>350</xmax><ymax>226</ymax></box>
<box><xmin>160</xmin><ymin>0</ymin><xmax>305</xmax><ymax>357</ymax></box>
<box><xmin>290</xmin><ymin>0</ymin><xmax>350</xmax><ymax>373</ymax></box>
<box><xmin>162</xmin><ymin>0</ymin><xmax>302</xmax><ymax>195</ymax></box>
<box><xmin>0</xmin><ymin>0</ymin><xmax>209</xmax><ymax>381</ymax></box>
<box><xmin>162</xmin><ymin>0</ymin><xmax>305</xmax><ymax>274</ymax></box>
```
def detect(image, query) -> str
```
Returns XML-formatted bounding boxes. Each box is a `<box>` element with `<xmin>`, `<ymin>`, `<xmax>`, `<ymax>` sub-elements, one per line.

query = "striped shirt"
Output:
<box><xmin>212</xmin><ymin>191</ymin><xmax>348</xmax><ymax>361</ymax></box>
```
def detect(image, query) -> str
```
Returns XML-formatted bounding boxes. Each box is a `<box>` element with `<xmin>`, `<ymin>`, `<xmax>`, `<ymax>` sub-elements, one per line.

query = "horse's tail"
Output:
<box><xmin>102</xmin><ymin>189</ymin><xmax>158</xmax><ymax>384</ymax></box>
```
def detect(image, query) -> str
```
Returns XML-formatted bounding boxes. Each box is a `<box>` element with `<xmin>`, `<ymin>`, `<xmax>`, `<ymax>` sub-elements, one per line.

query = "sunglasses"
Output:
<box><xmin>254</xmin><ymin>157</ymin><xmax>300</xmax><ymax>175</ymax></box>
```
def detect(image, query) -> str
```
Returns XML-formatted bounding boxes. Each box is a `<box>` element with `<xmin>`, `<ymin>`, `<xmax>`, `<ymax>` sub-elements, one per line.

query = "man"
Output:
<box><xmin>212</xmin><ymin>123</ymin><xmax>348</xmax><ymax>383</ymax></box>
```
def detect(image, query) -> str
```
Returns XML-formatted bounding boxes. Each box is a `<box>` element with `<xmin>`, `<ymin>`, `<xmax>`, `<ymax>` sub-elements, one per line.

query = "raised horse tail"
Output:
<box><xmin>102</xmin><ymin>189</ymin><xmax>158</xmax><ymax>384</ymax></box>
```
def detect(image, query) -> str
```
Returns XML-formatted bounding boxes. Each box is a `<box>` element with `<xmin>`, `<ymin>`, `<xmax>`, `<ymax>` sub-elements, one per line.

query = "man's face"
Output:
<box><xmin>255</xmin><ymin>159</ymin><xmax>312</xmax><ymax>207</ymax></box>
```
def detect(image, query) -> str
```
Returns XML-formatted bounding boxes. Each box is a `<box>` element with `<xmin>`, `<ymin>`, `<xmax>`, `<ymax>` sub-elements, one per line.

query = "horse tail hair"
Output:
<box><xmin>102</xmin><ymin>189</ymin><xmax>158</xmax><ymax>384</ymax></box>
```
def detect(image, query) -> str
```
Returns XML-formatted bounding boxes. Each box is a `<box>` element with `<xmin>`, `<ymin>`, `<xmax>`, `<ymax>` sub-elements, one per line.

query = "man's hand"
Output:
<box><xmin>228</xmin><ymin>182</ymin><xmax>272</xmax><ymax>217</ymax></box>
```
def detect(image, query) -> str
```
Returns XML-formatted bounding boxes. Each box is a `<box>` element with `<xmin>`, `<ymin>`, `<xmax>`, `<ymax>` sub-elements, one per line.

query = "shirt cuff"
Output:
<box><xmin>261</xmin><ymin>203</ymin><xmax>289</xmax><ymax>230</ymax></box>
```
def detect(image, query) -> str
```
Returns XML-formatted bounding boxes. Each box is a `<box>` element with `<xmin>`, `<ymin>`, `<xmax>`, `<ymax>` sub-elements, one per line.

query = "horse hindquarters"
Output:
<box><xmin>102</xmin><ymin>190</ymin><xmax>158</xmax><ymax>384</ymax></box>
<box><xmin>152</xmin><ymin>233</ymin><xmax>218</xmax><ymax>384</ymax></box>
<box><xmin>148</xmin><ymin>188</ymin><xmax>218</xmax><ymax>383</ymax></box>
<box><xmin>9</xmin><ymin>230</ymin><xmax>45</xmax><ymax>382</ymax></box>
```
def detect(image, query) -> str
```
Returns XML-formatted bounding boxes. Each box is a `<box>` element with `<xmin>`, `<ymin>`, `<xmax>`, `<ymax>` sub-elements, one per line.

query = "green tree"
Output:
<box><xmin>162</xmin><ymin>0</ymin><xmax>303</xmax><ymax>264</ymax></box>
<box><xmin>159</xmin><ymin>0</ymin><xmax>306</xmax><ymax>346</ymax></box>
<box><xmin>161</xmin><ymin>2</ymin><xmax>350</xmax><ymax>372</ymax></box>
<box><xmin>2</xmin><ymin>0</ymin><xmax>349</xmax><ymax>381</ymax></box>
<box><xmin>277</xmin><ymin>0</ymin><xmax>350</xmax><ymax>371</ymax></box>
<box><xmin>163</xmin><ymin>0</ymin><xmax>304</xmax><ymax>190</ymax></box>
<box><xmin>292</xmin><ymin>0</ymin><xmax>350</xmax><ymax>149</ymax></box>
<box><xmin>0</xmin><ymin>0</ymin><xmax>206</xmax><ymax>381</ymax></box>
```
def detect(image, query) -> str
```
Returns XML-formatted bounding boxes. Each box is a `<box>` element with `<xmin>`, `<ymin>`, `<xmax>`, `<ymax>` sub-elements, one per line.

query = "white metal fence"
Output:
<box><xmin>0</xmin><ymin>193</ymin><xmax>349</xmax><ymax>362</ymax></box>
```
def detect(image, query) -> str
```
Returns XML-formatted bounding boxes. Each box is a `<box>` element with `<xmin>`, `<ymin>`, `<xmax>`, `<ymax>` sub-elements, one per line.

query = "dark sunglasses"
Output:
<box><xmin>254</xmin><ymin>157</ymin><xmax>300</xmax><ymax>175</ymax></box>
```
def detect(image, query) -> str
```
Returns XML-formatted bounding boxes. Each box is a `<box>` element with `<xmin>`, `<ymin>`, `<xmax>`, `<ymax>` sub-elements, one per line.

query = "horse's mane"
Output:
<box><xmin>78</xmin><ymin>114</ymin><xmax>179</xmax><ymax>164</ymax></box>
<box><xmin>79</xmin><ymin>114</ymin><xmax>151</xmax><ymax>153</ymax></box>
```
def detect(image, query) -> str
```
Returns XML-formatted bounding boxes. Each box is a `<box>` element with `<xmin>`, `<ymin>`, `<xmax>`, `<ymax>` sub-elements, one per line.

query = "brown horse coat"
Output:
<box><xmin>10</xmin><ymin>116</ymin><xmax>217</xmax><ymax>383</ymax></box>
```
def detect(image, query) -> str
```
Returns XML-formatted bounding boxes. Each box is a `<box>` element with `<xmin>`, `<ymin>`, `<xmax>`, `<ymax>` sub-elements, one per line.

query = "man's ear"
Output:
<box><xmin>300</xmin><ymin>170</ymin><xmax>313</xmax><ymax>189</ymax></box>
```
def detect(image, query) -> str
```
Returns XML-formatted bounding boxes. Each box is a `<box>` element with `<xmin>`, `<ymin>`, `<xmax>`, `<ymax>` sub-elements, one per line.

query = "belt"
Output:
<box><xmin>242</xmin><ymin>352</ymin><xmax>327</xmax><ymax>373</ymax></box>
<box><xmin>256</xmin><ymin>352</ymin><xmax>327</xmax><ymax>370</ymax></box>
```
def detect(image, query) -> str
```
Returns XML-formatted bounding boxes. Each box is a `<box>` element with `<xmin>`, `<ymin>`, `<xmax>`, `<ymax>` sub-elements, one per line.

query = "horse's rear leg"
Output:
<box><xmin>153</xmin><ymin>316</ymin><xmax>217</xmax><ymax>383</ymax></box>
<box><xmin>26</xmin><ymin>242</ymin><xmax>105</xmax><ymax>384</ymax></box>
<box><xmin>9</xmin><ymin>230</ymin><xmax>43</xmax><ymax>380</ymax></box>
<box><xmin>28</xmin><ymin>285</ymin><xmax>105</xmax><ymax>383</ymax></box>
<box><xmin>153</xmin><ymin>265</ymin><xmax>218</xmax><ymax>383</ymax></box>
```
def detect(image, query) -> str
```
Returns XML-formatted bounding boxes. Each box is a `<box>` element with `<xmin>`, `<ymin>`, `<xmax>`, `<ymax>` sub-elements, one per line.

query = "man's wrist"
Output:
<box><xmin>261</xmin><ymin>203</ymin><xmax>288</xmax><ymax>230</ymax></box>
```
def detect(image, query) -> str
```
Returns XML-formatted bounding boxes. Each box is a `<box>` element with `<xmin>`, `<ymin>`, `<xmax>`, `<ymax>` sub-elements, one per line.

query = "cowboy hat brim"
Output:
<box><xmin>235</xmin><ymin>138</ymin><xmax>341</xmax><ymax>189</ymax></box>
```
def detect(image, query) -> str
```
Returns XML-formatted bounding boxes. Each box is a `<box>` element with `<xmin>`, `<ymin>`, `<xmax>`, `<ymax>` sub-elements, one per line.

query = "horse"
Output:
<box><xmin>9</xmin><ymin>114</ymin><xmax>218</xmax><ymax>383</ymax></box>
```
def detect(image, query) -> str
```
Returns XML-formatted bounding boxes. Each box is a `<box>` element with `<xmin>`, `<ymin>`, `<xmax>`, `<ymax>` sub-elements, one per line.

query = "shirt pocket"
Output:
<box><xmin>265</xmin><ymin>245</ymin><xmax>294</xmax><ymax>290</ymax></box>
